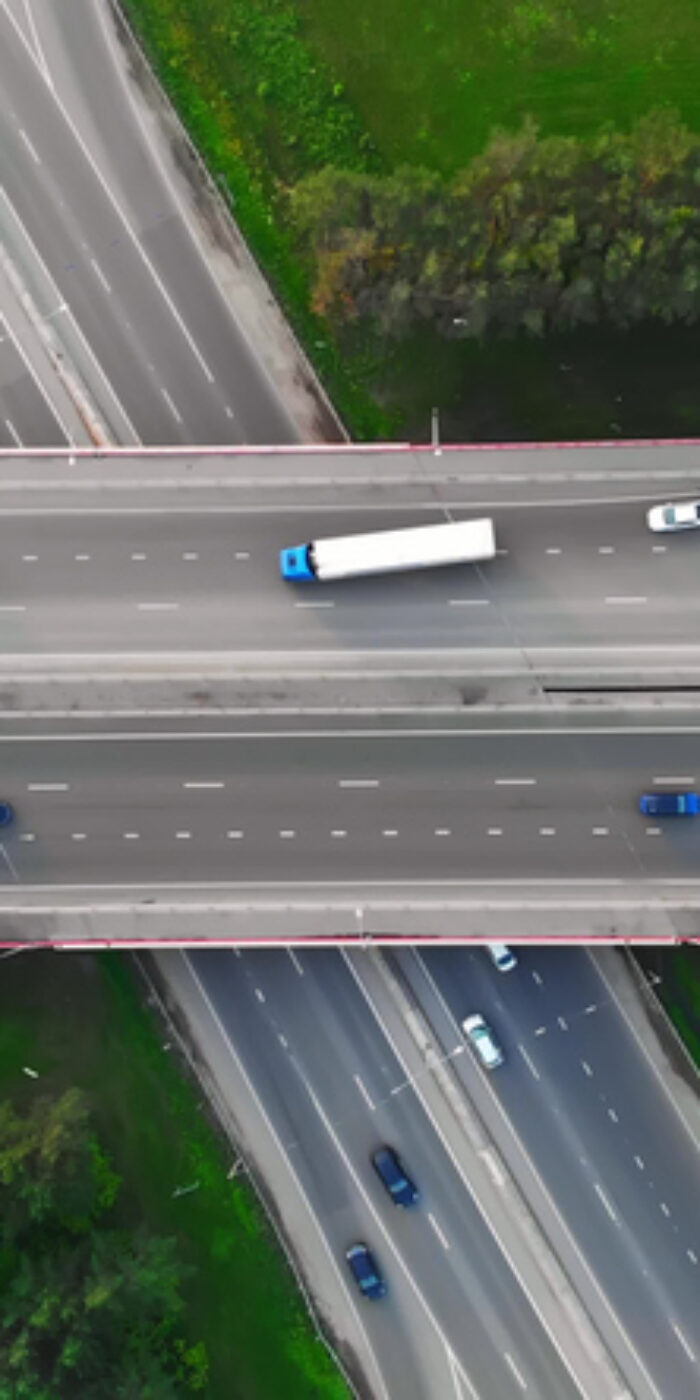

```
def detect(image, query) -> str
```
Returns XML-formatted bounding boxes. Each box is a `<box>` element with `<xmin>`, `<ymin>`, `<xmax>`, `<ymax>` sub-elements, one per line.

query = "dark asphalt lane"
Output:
<box><xmin>415</xmin><ymin>946</ymin><xmax>700</xmax><ymax>1400</ymax></box>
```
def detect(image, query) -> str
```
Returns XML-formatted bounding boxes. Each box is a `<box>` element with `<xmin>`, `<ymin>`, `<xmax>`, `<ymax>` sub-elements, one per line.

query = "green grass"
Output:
<box><xmin>120</xmin><ymin>0</ymin><xmax>700</xmax><ymax>440</ymax></box>
<box><xmin>0</xmin><ymin>953</ymin><xmax>349</xmax><ymax>1400</ymax></box>
<box><xmin>634</xmin><ymin>946</ymin><xmax>700</xmax><ymax>1068</ymax></box>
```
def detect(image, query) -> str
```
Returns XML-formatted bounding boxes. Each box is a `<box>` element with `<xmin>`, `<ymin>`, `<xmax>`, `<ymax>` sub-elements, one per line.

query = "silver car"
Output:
<box><xmin>647</xmin><ymin>501</ymin><xmax>700</xmax><ymax>532</ymax></box>
<box><xmin>462</xmin><ymin>1014</ymin><xmax>504</xmax><ymax>1069</ymax></box>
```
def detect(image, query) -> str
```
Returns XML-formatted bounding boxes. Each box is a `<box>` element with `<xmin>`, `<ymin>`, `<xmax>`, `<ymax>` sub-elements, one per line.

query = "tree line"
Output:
<box><xmin>291</xmin><ymin>109</ymin><xmax>700</xmax><ymax>341</ymax></box>
<box><xmin>0</xmin><ymin>1088</ymin><xmax>206</xmax><ymax>1398</ymax></box>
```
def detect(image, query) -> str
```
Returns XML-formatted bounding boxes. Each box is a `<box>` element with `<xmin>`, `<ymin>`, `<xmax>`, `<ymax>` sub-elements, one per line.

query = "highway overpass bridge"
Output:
<box><xmin>1</xmin><ymin>439</ymin><xmax>699</xmax><ymax>944</ymax></box>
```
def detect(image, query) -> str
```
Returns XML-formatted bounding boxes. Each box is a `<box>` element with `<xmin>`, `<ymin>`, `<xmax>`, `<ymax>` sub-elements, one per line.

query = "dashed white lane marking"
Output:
<box><xmin>19</xmin><ymin>129</ymin><xmax>40</xmax><ymax>164</ymax></box>
<box><xmin>518</xmin><ymin>1045</ymin><xmax>540</xmax><ymax>1080</ymax></box>
<box><xmin>592</xmin><ymin>826</ymin><xmax>609</xmax><ymax>836</ymax></box>
<box><xmin>175</xmin><ymin>831</ymin><xmax>191</xmax><ymax>840</ymax></box>
<box><xmin>278</xmin><ymin>1033</ymin><xmax>288</xmax><ymax>1049</ymax></box>
<box><xmin>28</xmin><ymin>782</ymin><xmax>68</xmax><ymax>791</ymax></box>
<box><xmin>608</xmin><ymin>1108</ymin><xmax>619</xmax><ymax>1123</ymax></box>
<box><xmin>22</xmin><ymin>554</ymin><xmax>38</xmax><ymax>562</ymax></box>
<box><xmin>279</xmin><ymin>829</ymin><xmax>295</xmax><ymax>839</ymax></box>
<box><xmin>539</xmin><ymin>826</ymin><xmax>556</xmax><ymax>836</ymax></box>
<box><xmin>71</xmin><ymin>833</ymin><xmax>86</xmax><ymax>841</ymax></box>
<box><xmin>557</xmin><ymin>1016</ymin><xmax>568</xmax><ymax>1030</ymax></box>
<box><xmin>0</xmin><ymin>605</ymin><xmax>26</xmax><ymax>612</ymax></box>
<box><xmin>131</xmin><ymin>552</ymin><xmax>146</xmax><ymax>560</ymax></box>
<box><xmin>136</xmin><ymin>602</ymin><xmax>179</xmax><ymax>611</ymax></box>
<box><xmin>331</xmin><ymin>829</ymin><xmax>347</xmax><ymax>838</ymax></box>
<box><xmin>581</xmin><ymin>1060</ymin><xmax>593</xmax><ymax>1077</ymax></box>
<box><xmin>383</xmin><ymin>829</ymin><xmax>398</xmax><ymax>838</ymax></box>
<box><xmin>634</xmin><ymin>1155</ymin><xmax>645</xmax><ymax>1171</ymax></box>
<box><xmin>651</xmin><ymin>544</ymin><xmax>667</xmax><ymax>552</ymax></box>
<box><xmin>339</xmin><ymin>779</ymin><xmax>379</xmax><ymax>788</ymax></box>
<box><xmin>90</xmin><ymin>258</ymin><xmax>111</xmax><ymax>294</ymax></box>
<box><xmin>598</xmin><ymin>546</ymin><xmax>615</xmax><ymax>554</ymax></box>
<box><xmin>646</xmin><ymin>827</ymin><xmax>661</xmax><ymax>836</ymax></box>
<box><xmin>254</xmin><ymin>987</ymin><xmax>265</xmax><ymax>1004</ymax></box>
<box><xmin>183</xmin><ymin>552</ymin><xmax>199</xmax><ymax>561</ymax></box>
<box><xmin>74</xmin><ymin>554</ymin><xmax>90</xmax><ymax>561</ymax></box>
<box><xmin>487</xmin><ymin>827</ymin><xmax>503</xmax><ymax>836</ymax></box>
<box><xmin>123</xmin><ymin>832</ymin><xmax>140</xmax><ymax>840</ymax></box>
<box><xmin>532</xmin><ymin>971</ymin><xmax>543</xmax><ymax>985</ymax></box>
<box><xmin>671</xmin><ymin>1324</ymin><xmax>696</xmax><ymax>1363</ymax></box>
<box><xmin>160</xmin><ymin>387</ymin><xmax>183</xmax><ymax>424</ymax></box>
<box><xmin>660</xmin><ymin>1202</ymin><xmax>671</xmax><ymax>1217</ymax></box>
<box><xmin>353</xmin><ymin>1074</ymin><xmax>375</xmax><ymax>1110</ymax></box>
<box><xmin>546</xmin><ymin>547</ymin><xmax>562</xmax><ymax>555</ymax></box>
<box><xmin>584</xmin><ymin>1004</ymin><xmax>597</xmax><ymax>1014</ymax></box>
<box><xmin>19</xmin><ymin>833</ymin><xmax>35</xmax><ymax>842</ymax></box>
<box><xmin>288</xmin><ymin>949</ymin><xmax>304</xmax><ymax>976</ymax></box>
<box><xmin>435</xmin><ymin>828</ymin><xmax>451</xmax><ymax>836</ymax></box>
<box><xmin>653</xmin><ymin>776</ymin><xmax>694</xmax><ymax>785</ymax></box>
<box><xmin>496</xmin><ymin>547</ymin><xmax>509</xmax><ymax>556</ymax></box>
<box><xmin>503</xmin><ymin>1353</ymin><xmax>528</xmax><ymax>1390</ymax></box>
<box><xmin>427</xmin><ymin>1213</ymin><xmax>451</xmax><ymax>1251</ymax></box>
<box><xmin>235</xmin><ymin>551</ymin><xmax>250</xmax><ymax>560</ymax></box>
<box><xmin>295</xmin><ymin>600</ymin><xmax>335</xmax><ymax>609</ymax></box>
<box><xmin>495</xmin><ymin>777</ymin><xmax>536</xmax><ymax>786</ymax></box>
<box><xmin>594</xmin><ymin>1183</ymin><xmax>618</xmax><ymax>1222</ymax></box>
<box><xmin>534</xmin><ymin>1026</ymin><xmax>547</xmax><ymax>1036</ymax></box>
<box><xmin>605</xmin><ymin>596</ymin><xmax>648</xmax><ymax>605</ymax></box>
<box><xmin>5</xmin><ymin>419</ymin><xmax>21</xmax><ymax>446</ymax></box>
<box><xmin>448</xmin><ymin>598</ymin><xmax>490</xmax><ymax>606</ymax></box>
<box><xmin>183</xmin><ymin>781</ymin><xmax>224</xmax><ymax>790</ymax></box>
<box><xmin>688</xmin><ymin>1249</ymin><xmax>698</xmax><ymax>1265</ymax></box>
<box><xmin>227</xmin><ymin>830</ymin><xmax>243</xmax><ymax>839</ymax></box>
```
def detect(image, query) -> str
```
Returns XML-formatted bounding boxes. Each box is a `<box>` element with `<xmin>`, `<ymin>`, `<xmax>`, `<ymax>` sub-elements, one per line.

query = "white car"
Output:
<box><xmin>646</xmin><ymin>501</ymin><xmax>700</xmax><ymax>532</ymax></box>
<box><xmin>462</xmin><ymin>1014</ymin><xmax>504</xmax><ymax>1070</ymax></box>
<box><xmin>486</xmin><ymin>942</ymin><xmax>517</xmax><ymax>973</ymax></box>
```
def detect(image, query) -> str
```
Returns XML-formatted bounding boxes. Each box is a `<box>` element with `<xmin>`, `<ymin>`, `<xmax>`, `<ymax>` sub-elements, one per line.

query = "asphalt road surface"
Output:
<box><xmin>1</xmin><ymin>718</ymin><xmax>700</xmax><ymax>886</ymax></box>
<box><xmin>408</xmin><ymin>944</ymin><xmax>700</xmax><ymax>1400</ymax></box>
<box><xmin>186</xmin><ymin>945</ymin><xmax>586</xmax><ymax>1400</ymax></box>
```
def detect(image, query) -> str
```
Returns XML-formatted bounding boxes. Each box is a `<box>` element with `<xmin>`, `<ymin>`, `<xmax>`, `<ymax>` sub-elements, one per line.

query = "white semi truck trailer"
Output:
<box><xmin>280</xmin><ymin>517</ymin><xmax>496</xmax><ymax>582</ymax></box>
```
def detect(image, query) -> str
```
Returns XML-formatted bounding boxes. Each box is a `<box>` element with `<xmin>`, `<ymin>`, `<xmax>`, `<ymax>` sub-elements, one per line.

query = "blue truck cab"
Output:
<box><xmin>280</xmin><ymin>545</ymin><xmax>315</xmax><ymax>581</ymax></box>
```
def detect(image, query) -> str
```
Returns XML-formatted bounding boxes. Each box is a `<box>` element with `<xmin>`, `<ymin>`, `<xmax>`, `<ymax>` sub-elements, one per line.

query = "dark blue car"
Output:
<box><xmin>371</xmin><ymin>1146</ymin><xmax>419</xmax><ymax>1207</ymax></box>
<box><xmin>0</xmin><ymin>802</ymin><xmax>14</xmax><ymax>827</ymax></box>
<box><xmin>639</xmin><ymin>792</ymin><xmax>699</xmax><ymax>817</ymax></box>
<box><xmin>345</xmin><ymin>1243</ymin><xmax>386</xmax><ymax>1299</ymax></box>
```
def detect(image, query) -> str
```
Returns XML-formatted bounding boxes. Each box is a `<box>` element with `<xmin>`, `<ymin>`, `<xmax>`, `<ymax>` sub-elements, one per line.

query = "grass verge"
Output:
<box><xmin>633</xmin><ymin>945</ymin><xmax>700</xmax><ymax>1069</ymax></box>
<box><xmin>0</xmin><ymin>951</ymin><xmax>349</xmax><ymax>1400</ymax></box>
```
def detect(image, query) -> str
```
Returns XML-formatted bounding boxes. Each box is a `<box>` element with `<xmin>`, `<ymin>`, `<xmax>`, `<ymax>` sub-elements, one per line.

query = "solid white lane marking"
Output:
<box><xmin>518</xmin><ymin>1045</ymin><xmax>540</xmax><ymax>1080</ymax></box>
<box><xmin>4</xmin><ymin>419</ymin><xmax>21</xmax><ymax>446</ymax></box>
<box><xmin>136</xmin><ymin>602</ymin><xmax>179</xmax><ymax>611</ymax></box>
<box><xmin>339</xmin><ymin>779</ymin><xmax>379</xmax><ymax>788</ymax></box>
<box><xmin>254</xmin><ymin>987</ymin><xmax>265</xmax><ymax>1004</ymax></box>
<box><xmin>288</xmin><ymin>949</ymin><xmax>304</xmax><ymax>976</ymax></box>
<box><xmin>448</xmin><ymin>598</ymin><xmax>490</xmax><ymax>606</ymax></box>
<box><xmin>353</xmin><ymin>1074</ymin><xmax>375</xmax><ymax>1110</ymax></box>
<box><xmin>226</xmin><ymin>830</ymin><xmax>243</xmax><ymax>839</ymax></box>
<box><xmin>487</xmin><ymin>827</ymin><xmax>503</xmax><ymax>835</ymax></box>
<box><xmin>672</xmin><ymin>1324</ymin><xmax>696</xmax><ymax>1363</ymax></box>
<box><xmin>183</xmin><ymin>781</ymin><xmax>223</xmax><ymax>789</ymax></box>
<box><xmin>160</xmin><ymin>387</ymin><xmax>183</xmax><ymax>424</ymax></box>
<box><xmin>652</xmin><ymin>776</ymin><xmax>694</xmax><ymax>785</ymax></box>
<box><xmin>27</xmin><ymin>782</ymin><xmax>68</xmax><ymax>791</ymax></box>
<box><xmin>605</xmin><ymin>596</ymin><xmax>647</xmax><ymax>605</ymax></box>
<box><xmin>581</xmin><ymin>1060</ymin><xmax>593</xmax><ymax>1077</ymax></box>
<box><xmin>594</xmin><ymin>1183</ymin><xmax>618</xmax><ymax>1222</ymax></box>
<box><xmin>19</xmin><ymin>128</ymin><xmax>40</xmax><ymax>163</ymax></box>
<box><xmin>175</xmin><ymin>831</ymin><xmax>191</xmax><ymax>839</ymax></box>
<box><xmin>495</xmin><ymin>777</ymin><xmax>536</xmax><ymax>785</ymax></box>
<box><xmin>427</xmin><ymin>1212</ymin><xmax>450</xmax><ymax>1251</ymax></box>
<box><xmin>504</xmin><ymin>1353</ymin><xmax>528</xmax><ymax>1390</ymax></box>
<box><xmin>90</xmin><ymin>259</ymin><xmax>111</xmax><ymax>294</ymax></box>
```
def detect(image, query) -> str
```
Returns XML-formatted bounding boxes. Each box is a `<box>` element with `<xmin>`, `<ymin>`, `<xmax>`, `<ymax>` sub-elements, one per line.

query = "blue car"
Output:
<box><xmin>0</xmin><ymin>802</ymin><xmax>14</xmax><ymax>827</ymax></box>
<box><xmin>371</xmin><ymin>1146</ymin><xmax>419</xmax><ymax>1207</ymax></box>
<box><xmin>345</xmin><ymin>1243</ymin><xmax>387</xmax><ymax>1299</ymax></box>
<box><xmin>639</xmin><ymin>792</ymin><xmax>699</xmax><ymax>817</ymax></box>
